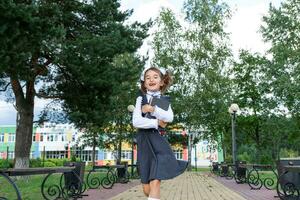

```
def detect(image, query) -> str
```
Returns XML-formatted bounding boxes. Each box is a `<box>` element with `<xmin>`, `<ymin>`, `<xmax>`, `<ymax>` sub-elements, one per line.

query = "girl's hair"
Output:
<box><xmin>140</xmin><ymin>67</ymin><xmax>173</xmax><ymax>94</ymax></box>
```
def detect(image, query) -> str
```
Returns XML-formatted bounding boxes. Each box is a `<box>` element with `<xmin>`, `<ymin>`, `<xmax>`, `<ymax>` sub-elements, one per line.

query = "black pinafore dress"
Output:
<box><xmin>136</xmin><ymin>94</ymin><xmax>188</xmax><ymax>184</ymax></box>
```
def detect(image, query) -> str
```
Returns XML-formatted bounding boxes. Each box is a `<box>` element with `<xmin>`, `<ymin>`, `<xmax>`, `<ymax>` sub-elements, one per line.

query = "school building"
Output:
<box><xmin>0</xmin><ymin>123</ymin><xmax>223</xmax><ymax>166</ymax></box>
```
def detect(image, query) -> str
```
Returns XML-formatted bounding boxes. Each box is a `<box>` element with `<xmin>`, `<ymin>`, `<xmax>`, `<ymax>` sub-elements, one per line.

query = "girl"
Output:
<box><xmin>132</xmin><ymin>67</ymin><xmax>188</xmax><ymax>200</ymax></box>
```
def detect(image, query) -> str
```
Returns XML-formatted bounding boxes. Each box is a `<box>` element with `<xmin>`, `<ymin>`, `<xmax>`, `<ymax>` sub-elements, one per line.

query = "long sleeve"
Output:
<box><xmin>132</xmin><ymin>96</ymin><xmax>158</xmax><ymax>129</ymax></box>
<box><xmin>152</xmin><ymin>105</ymin><xmax>174</xmax><ymax>122</ymax></box>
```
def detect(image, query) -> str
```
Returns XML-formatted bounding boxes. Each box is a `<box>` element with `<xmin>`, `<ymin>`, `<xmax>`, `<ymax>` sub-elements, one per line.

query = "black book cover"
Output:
<box><xmin>150</xmin><ymin>97</ymin><xmax>170</xmax><ymax>111</ymax></box>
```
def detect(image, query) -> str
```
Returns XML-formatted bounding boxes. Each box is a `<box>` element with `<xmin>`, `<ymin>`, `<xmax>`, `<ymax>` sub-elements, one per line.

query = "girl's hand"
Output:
<box><xmin>142</xmin><ymin>104</ymin><xmax>154</xmax><ymax>113</ymax></box>
<box><xmin>158</xmin><ymin>120</ymin><xmax>168</xmax><ymax>128</ymax></box>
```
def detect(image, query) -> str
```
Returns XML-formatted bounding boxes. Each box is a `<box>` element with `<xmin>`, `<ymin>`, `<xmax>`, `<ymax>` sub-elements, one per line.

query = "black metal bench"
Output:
<box><xmin>234</xmin><ymin>161</ymin><xmax>247</xmax><ymax>184</ymax></box>
<box><xmin>86</xmin><ymin>164</ymin><xmax>129</xmax><ymax>189</ymax></box>
<box><xmin>276</xmin><ymin>159</ymin><xmax>300</xmax><ymax>200</ymax></box>
<box><xmin>211</xmin><ymin>162</ymin><xmax>220</xmax><ymax>175</ymax></box>
<box><xmin>220</xmin><ymin>163</ymin><xmax>235</xmax><ymax>180</ymax></box>
<box><xmin>127</xmin><ymin>164</ymin><xmax>140</xmax><ymax>179</ymax></box>
<box><xmin>245</xmin><ymin>164</ymin><xmax>277</xmax><ymax>190</ymax></box>
<box><xmin>0</xmin><ymin>166</ymin><xmax>86</xmax><ymax>200</ymax></box>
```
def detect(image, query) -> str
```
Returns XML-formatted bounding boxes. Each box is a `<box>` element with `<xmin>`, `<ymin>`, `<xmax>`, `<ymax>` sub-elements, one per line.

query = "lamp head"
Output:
<box><xmin>127</xmin><ymin>105</ymin><xmax>135</xmax><ymax>113</ymax></box>
<box><xmin>229</xmin><ymin>103</ymin><xmax>239</xmax><ymax>114</ymax></box>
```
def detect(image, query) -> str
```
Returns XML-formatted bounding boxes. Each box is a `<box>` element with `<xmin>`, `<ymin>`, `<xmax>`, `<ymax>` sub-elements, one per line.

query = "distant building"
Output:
<box><xmin>0</xmin><ymin>123</ymin><xmax>223</xmax><ymax>166</ymax></box>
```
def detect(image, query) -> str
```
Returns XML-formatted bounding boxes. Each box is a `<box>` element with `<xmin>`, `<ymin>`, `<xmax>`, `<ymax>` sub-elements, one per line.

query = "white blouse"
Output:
<box><xmin>132</xmin><ymin>91</ymin><xmax>174</xmax><ymax>129</ymax></box>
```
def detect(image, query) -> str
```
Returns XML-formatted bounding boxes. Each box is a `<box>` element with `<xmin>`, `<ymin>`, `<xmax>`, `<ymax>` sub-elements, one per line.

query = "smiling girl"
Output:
<box><xmin>132</xmin><ymin>67</ymin><xmax>188</xmax><ymax>200</ymax></box>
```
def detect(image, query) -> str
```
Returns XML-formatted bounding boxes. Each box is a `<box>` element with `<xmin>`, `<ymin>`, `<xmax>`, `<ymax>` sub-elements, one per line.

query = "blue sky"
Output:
<box><xmin>0</xmin><ymin>0</ymin><xmax>283</xmax><ymax>125</ymax></box>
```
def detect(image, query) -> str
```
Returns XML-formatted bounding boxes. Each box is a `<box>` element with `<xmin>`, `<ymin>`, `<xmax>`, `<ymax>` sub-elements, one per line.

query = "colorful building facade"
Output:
<box><xmin>0</xmin><ymin>124</ymin><xmax>223</xmax><ymax>166</ymax></box>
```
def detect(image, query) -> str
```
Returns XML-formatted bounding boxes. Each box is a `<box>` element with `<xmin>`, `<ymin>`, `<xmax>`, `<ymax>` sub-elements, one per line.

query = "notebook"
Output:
<box><xmin>150</xmin><ymin>96</ymin><xmax>170</xmax><ymax>111</ymax></box>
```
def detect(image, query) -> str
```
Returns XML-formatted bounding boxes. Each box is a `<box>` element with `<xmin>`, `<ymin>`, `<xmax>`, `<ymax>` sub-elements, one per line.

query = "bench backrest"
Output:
<box><xmin>277</xmin><ymin>159</ymin><xmax>300</xmax><ymax>189</ymax></box>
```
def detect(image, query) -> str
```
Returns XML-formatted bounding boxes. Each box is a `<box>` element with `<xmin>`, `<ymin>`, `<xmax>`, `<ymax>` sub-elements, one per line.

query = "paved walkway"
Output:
<box><xmin>109</xmin><ymin>172</ymin><xmax>246</xmax><ymax>200</ymax></box>
<box><xmin>215</xmin><ymin>175</ymin><xmax>277</xmax><ymax>200</ymax></box>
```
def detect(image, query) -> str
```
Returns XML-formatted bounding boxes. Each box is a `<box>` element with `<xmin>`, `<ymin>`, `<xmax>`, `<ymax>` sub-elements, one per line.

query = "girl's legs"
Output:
<box><xmin>149</xmin><ymin>179</ymin><xmax>160</xmax><ymax>199</ymax></box>
<box><xmin>142</xmin><ymin>184</ymin><xmax>150</xmax><ymax>197</ymax></box>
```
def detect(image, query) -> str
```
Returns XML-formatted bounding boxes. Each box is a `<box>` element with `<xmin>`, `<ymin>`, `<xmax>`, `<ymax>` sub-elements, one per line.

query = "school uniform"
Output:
<box><xmin>132</xmin><ymin>91</ymin><xmax>188</xmax><ymax>184</ymax></box>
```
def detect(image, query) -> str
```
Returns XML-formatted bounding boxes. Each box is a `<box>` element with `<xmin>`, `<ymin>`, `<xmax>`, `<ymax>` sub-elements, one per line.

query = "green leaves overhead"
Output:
<box><xmin>261</xmin><ymin>0</ymin><xmax>300</xmax><ymax>116</ymax></box>
<box><xmin>152</xmin><ymin>0</ymin><xmax>232</xmax><ymax>141</ymax></box>
<box><xmin>0</xmin><ymin>0</ymin><xmax>150</xmax><ymax>167</ymax></box>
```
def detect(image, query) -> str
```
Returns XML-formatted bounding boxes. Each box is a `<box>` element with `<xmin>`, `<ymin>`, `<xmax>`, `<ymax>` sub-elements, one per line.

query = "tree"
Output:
<box><xmin>152</xmin><ymin>0</ymin><xmax>232</xmax><ymax>141</ymax></box>
<box><xmin>260</xmin><ymin>0</ymin><xmax>300</xmax><ymax>159</ymax></box>
<box><xmin>261</xmin><ymin>0</ymin><xmax>300</xmax><ymax>117</ymax></box>
<box><xmin>151</xmin><ymin>0</ymin><xmax>232</xmax><ymax>166</ymax></box>
<box><xmin>0</xmin><ymin>0</ymin><xmax>150</xmax><ymax>168</ymax></box>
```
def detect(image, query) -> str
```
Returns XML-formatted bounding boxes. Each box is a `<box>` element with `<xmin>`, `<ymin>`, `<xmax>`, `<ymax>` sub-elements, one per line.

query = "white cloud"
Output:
<box><xmin>226</xmin><ymin>0</ymin><xmax>282</xmax><ymax>57</ymax></box>
<box><xmin>0</xmin><ymin>101</ymin><xmax>16</xmax><ymax>125</ymax></box>
<box><xmin>0</xmin><ymin>98</ymin><xmax>50</xmax><ymax>125</ymax></box>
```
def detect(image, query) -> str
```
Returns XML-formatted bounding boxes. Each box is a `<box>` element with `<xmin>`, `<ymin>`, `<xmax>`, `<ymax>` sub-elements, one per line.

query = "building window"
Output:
<box><xmin>33</xmin><ymin>135</ymin><xmax>36</xmax><ymax>142</ymax></box>
<box><xmin>103</xmin><ymin>150</ymin><xmax>114</xmax><ymax>160</ymax></box>
<box><xmin>8</xmin><ymin>134</ymin><xmax>15</xmax><ymax>142</ymax></box>
<box><xmin>40</xmin><ymin>134</ymin><xmax>44</xmax><ymax>142</ymax></box>
<box><xmin>47</xmin><ymin>134</ymin><xmax>54</xmax><ymax>142</ymax></box>
<box><xmin>8</xmin><ymin>151</ymin><xmax>15</xmax><ymax>159</ymax></box>
<box><xmin>0</xmin><ymin>134</ymin><xmax>4</xmax><ymax>142</ymax></box>
<box><xmin>72</xmin><ymin>150</ymin><xmax>98</xmax><ymax>162</ymax></box>
<box><xmin>46</xmin><ymin>151</ymin><xmax>68</xmax><ymax>159</ymax></box>
<box><xmin>121</xmin><ymin>150</ymin><xmax>132</xmax><ymax>160</ymax></box>
<box><xmin>173</xmin><ymin>149</ymin><xmax>183</xmax><ymax>160</ymax></box>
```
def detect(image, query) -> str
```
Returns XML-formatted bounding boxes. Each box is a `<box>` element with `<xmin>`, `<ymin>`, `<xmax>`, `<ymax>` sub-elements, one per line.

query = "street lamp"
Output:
<box><xmin>127</xmin><ymin>104</ymin><xmax>135</xmax><ymax>177</ymax></box>
<box><xmin>188</xmin><ymin>131</ymin><xmax>199</xmax><ymax>171</ymax></box>
<box><xmin>228</xmin><ymin>103</ymin><xmax>239</xmax><ymax>164</ymax></box>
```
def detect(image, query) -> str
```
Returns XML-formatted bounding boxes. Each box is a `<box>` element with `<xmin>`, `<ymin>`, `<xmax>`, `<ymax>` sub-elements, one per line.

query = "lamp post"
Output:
<box><xmin>228</xmin><ymin>103</ymin><xmax>239</xmax><ymax>164</ymax></box>
<box><xmin>188</xmin><ymin>131</ymin><xmax>198</xmax><ymax>171</ymax></box>
<box><xmin>127</xmin><ymin>104</ymin><xmax>135</xmax><ymax>177</ymax></box>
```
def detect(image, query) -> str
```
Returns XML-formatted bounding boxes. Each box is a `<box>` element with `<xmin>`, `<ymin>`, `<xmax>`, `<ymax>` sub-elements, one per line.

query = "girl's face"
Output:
<box><xmin>144</xmin><ymin>69</ymin><xmax>163</xmax><ymax>92</ymax></box>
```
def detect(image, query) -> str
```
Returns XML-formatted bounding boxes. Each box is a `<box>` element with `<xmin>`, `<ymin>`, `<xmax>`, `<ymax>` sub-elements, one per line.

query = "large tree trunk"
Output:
<box><xmin>11</xmin><ymin>78</ymin><xmax>35</xmax><ymax>169</ymax></box>
<box><xmin>15</xmin><ymin>106</ymin><xmax>34</xmax><ymax>168</ymax></box>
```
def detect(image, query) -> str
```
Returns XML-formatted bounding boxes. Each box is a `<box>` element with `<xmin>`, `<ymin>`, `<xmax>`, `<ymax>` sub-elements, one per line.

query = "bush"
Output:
<box><xmin>30</xmin><ymin>158</ymin><xmax>42</xmax><ymax>168</ymax></box>
<box><xmin>237</xmin><ymin>152</ymin><xmax>251</xmax><ymax>163</ymax></box>
<box><xmin>43</xmin><ymin>161</ymin><xmax>56</xmax><ymax>167</ymax></box>
<box><xmin>225</xmin><ymin>155</ymin><xmax>232</xmax><ymax>163</ymax></box>
<box><xmin>260</xmin><ymin>154</ymin><xmax>273</xmax><ymax>164</ymax></box>
<box><xmin>237</xmin><ymin>144</ymin><xmax>257</xmax><ymax>163</ymax></box>
<box><xmin>280</xmin><ymin>148</ymin><xmax>299</xmax><ymax>158</ymax></box>
<box><xmin>0</xmin><ymin>159</ymin><xmax>12</xmax><ymax>168</ymax></box>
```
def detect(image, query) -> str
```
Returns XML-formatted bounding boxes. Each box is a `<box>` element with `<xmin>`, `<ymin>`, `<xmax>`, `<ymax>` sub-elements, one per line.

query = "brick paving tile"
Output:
<box><xmin>214</xmin><ymin>175</ymin><xmax>278</xmax><ymax>200</ymax></box>
<box><xmin>108</xmin><ymin>172</ymin><xmax>246</xmax><ymax>200</ymax></box>
<box><xmin>83</xmin><ymin>179</ymin><xmax>141</xmax><ymax>200</ymax></box>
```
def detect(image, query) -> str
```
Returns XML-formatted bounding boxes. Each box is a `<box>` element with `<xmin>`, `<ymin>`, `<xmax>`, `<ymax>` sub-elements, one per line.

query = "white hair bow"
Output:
<box><xmin>140</xmin><ymin>67</ymin><xmax>166</xmax><ymax>81</ymax></box>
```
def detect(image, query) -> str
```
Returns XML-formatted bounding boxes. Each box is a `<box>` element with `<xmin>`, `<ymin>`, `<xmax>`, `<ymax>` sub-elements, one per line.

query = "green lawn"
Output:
<box><xmin>192</xmin><ymin>167</ymin><xmax>211</xmax><ymax>172</ymax></box>
<box><xmin>0</xmin><ymin>171</ymin><xmax>107</xmax><ymax>200</ymax></box>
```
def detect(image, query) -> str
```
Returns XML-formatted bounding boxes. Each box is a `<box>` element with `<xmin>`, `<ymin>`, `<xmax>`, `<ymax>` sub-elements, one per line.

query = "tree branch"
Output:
<box><xmin>35</xmin><ymin>91</ymin><xmax>63</xmax><ymax>99</ymax></box>
<box><xmin>0</xmin><ymin>82</ymin><xmax>11</xmax><ymax>92</ymax></box>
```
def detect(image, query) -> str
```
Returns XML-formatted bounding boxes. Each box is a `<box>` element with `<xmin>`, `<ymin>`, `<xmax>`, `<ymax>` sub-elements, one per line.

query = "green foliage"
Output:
<box><xmin>71</xmin><ymin>155</ymin><xmax>77</xmax><ymax>162</ymax></box>
<box><xmin>29</xmin><ymin>158</ymin><xmax>42</xmax><ymax>168</ymax></box>
<box><xmin>237</xmin><ymin>152</ymin><xmax>251</xmax><ymax>163</ymax></box>
<box><xmin>0</xmin><ymin>159</ymin><xmax>13</xmax><ymax>169</ymax></box>
<box><xmin>43</xmin><ymin>161</ymin><xmax>56</xmax><ymax>167</ymax></box>
<box><xmin>152</xmin><ymin>0</ymin><xmax>232</xmax><ymax>143</ymax></box>
<box><xmin>237</xmin><ymin>144</ymin><xmax>257</xmax><ymax>163</ymax></box>
<box><xmin>280</xmin><ymin>148</ymin><xmax>299</xmax><ymax>158</ymax></box>
<box><xmin>166</xmin><ymin>133</ymin><xmax>188</xmax><ymax>146</ymax></box>
<box><xmin>0</xmin><ymin>0</ymin><xmax>150</xmax><ymax>165</ymax></box>
<box><xmin>46</xmin><ymin>158</ymin><xmax>68</xmax><ymax>166</ymax></box>
<box><xmin>261</xmin><ymin>0</ymin><xmax>300</xmax><ymax>116</ymax></box>
<box><xmin>225</xmin><ymin>154</ymin><xmax>232</xmax><ymax>163</ymax></box>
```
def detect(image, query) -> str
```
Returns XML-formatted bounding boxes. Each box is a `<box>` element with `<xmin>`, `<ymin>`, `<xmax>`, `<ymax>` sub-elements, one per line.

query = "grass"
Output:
<box><xmin>0</xmin><ymin>171</ymin><xmax>107</xmax><ymax>200</ymax></box>
<box><xmin>192</xmin><ymin>167</ymin><xmax>211</xmax><ymax>172</ymax></box>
